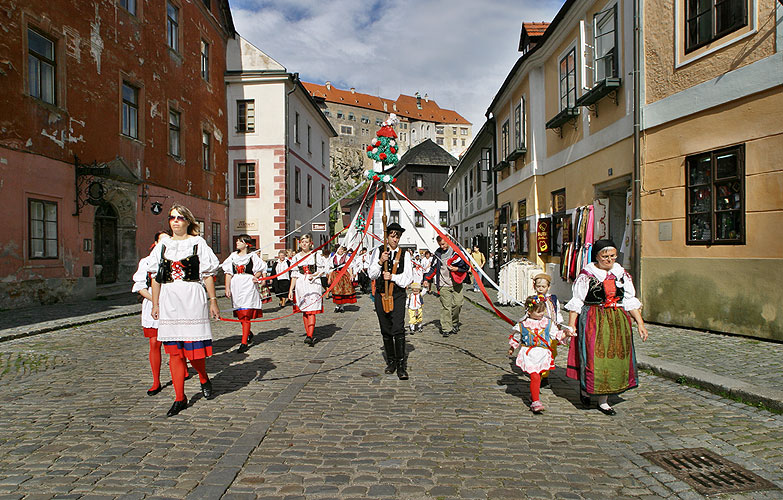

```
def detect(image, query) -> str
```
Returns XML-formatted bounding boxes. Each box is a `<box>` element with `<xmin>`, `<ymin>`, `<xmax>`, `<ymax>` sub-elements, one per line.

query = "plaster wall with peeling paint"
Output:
<box><xmin>0</xmin><ymin>0</ymin><xmax>235</xmax><ymax>308</ymax></box>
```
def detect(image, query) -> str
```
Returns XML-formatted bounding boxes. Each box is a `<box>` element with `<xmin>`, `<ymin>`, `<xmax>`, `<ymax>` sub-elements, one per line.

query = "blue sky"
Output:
<box><xmin>229</xmin><ymin>0</ymin><xmax>564</xmax><ymax>128</ymax></box>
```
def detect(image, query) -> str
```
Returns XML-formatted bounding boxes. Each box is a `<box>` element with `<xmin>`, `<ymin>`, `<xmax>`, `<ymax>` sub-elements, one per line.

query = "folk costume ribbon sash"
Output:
<box><xmin>518</xmin><ymin>322</ymin><xmax>553</xmax><ymax>356</ymax></box>
<box><xmin>390</xmin><ymin>184</ymin><xmax>515</xmax><ymax>325</ymax></box>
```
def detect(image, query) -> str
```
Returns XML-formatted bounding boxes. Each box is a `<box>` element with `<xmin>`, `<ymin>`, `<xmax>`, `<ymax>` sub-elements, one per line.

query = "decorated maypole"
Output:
<box><xmin>365</xmin><ymin>114</ymin><xmax>400</xmax><ymax>311</ymax></box>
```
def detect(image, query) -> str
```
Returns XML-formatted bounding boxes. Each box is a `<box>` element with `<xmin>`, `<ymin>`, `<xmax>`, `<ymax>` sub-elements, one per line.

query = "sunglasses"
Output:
<box><xmin>168</xmin><ymin>215</ymin><xmax>187</xmax><ymax>222</ymax></box>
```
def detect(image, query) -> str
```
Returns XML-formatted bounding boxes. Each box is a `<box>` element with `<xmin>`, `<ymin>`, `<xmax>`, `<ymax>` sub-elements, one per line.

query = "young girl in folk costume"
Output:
<box><xmin>150</xmin><ymin>203</ymin><xmax>220</xmax><ymax>417</ymax></box>
<box><xmin>221</xmin><ymin>235</ymin><xmax>266</xmax><ymax>353</ymax></box>
<box><xmin>131</xmin><ymin>230</ymin><xmax>170</xmax><ymax>396</ymax></box>
<box><xmin>406</xmin><ymin>282</ymin><xmax>424</xmax><ymax>333</ymax></box>
<box><xmin>273</xmin><ymin>249</ymin><xmax>292</xmax><ymax>307</ymax></box>
<box><xmin>529</xmin><ymin>273</ymin><xmax>563</xmax><ymax>385</ymax></box>
<box><xmin>330</xmin><ymin>245</ymin><xmax>357</xmax><ymax>312</ymax></box>
<box><xmin>288</xmin><ymin>233</ymin><xmax>330</xmax><ymax>346</ymax></box>
<box><xmin>508</xmin><ymin>295</ymin><xmax>574</xmax><ymax>413</ymax></box>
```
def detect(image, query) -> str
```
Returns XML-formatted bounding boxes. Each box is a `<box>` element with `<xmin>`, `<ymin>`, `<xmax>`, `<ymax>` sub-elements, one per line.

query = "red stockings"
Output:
<box><xmin>148</xmin><ymin>336</ymin><xmax>162</xmax><ymax>391</ymax></box>
<box><xmin>169</xmin><ymin>354</ymin><xmax>187</xmax><ymax>401</ymax></box>
<box><xmin>529</xmin><ymin>372</ymin><xmax>541</xmax><ymax>402</ymax></box>
<box><xmin>190</xmin><ymin>358</ymin><xmax>209</xmax><ymax>384</ymax></box>
<box><xmin>303</xmin><ymin>313</ymin><xmax>316</xmax><ymax>338</ymax></box>
<box><xmin>241</xmin><ymin>321</ymin><xmax>251</xmax><ymax>344</ymax></box>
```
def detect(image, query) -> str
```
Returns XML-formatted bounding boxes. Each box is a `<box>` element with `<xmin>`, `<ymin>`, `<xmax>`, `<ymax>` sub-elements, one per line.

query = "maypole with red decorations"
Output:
<box><xmin>365</xmin><ymin>114</ymin><xmax>400</xmax><ymax>311</ymax></box>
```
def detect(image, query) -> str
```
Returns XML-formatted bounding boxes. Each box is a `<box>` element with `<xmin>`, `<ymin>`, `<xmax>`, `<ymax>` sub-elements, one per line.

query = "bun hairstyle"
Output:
<box><xmin>169</xmin><ymin>202</ymin><xmax>200</xmax><ymax>236</ymax></box>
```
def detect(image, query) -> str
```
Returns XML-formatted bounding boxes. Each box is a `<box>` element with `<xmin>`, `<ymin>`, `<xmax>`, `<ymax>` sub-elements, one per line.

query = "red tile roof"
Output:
<box><xmin>522</xmin><ymin>22</ymin><xmax>550</xmax><ymax>37</ymax></box>
<box><xmin>302</xmin><ymin>82</ymin><xmax>470</xmax><ymax>125</ymax></box>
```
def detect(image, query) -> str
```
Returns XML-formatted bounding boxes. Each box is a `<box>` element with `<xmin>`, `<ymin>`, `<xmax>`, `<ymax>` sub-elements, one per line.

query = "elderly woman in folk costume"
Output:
<box><xmin>288</xmin><ymin>233</ymin><xmax>330</xmax><ymax>346</ymax></box>
<box><xmin>564</xmin><ymin>239</ymin><xmax>649</xmax><ymax>416</ymax></box>
<box><xmin>221</xmin><ymin>234</ymin><xmax>266</xmax><ymax>353</ymax></box>
<box><xmin>329</xmin><ymin>245</ymin><xmax>357</xmax><ymax>312</ymax></box>
<box><xmin>150</xmin><ymin>203</ymin><xmax>220</xmax><ymax>417</ymax></box>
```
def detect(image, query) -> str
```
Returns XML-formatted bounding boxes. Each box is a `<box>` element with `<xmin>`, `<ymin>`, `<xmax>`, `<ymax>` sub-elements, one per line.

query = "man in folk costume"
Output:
<box><xmin>368</xmin><ymin>222</ymin><xmax>414</xmax><ymax>379</ymax></box>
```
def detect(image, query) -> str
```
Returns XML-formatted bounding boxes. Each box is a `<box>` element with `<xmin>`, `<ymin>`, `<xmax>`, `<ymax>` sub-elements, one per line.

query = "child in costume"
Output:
<box><xmin>131</xmin><ymin>230</ymin><xmax>170</xmax><ymax>396</ymax></box>
<box><xmin>406</xmin><ymin>282</ymin><xmax>424</xmax><ymax>333</ymax></box>
<box><xmin>221</xmin><ymin>235</ymin><xmax>266</xmax><ymax>353</ymax></box>
<box><xmin>507</xmin><ymin>295</ymin><xmax>574</xmax><ymax>414</ymax></box>
<box><xmin>288</xmin><ymin>233</ymin><xmax>330</xmax><ymax>346</ymax></box>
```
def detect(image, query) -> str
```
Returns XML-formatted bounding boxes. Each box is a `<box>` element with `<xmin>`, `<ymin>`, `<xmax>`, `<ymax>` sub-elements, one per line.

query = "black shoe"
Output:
<box><xmin>304</xmin><ymin>336</ymin><xmax>314</xmax><ymax>346</ymax></box>
<box><xmin>147</xmin><ymin>385</ymin><xmax>163</xmax><ymax>396</ymax></box>
<box><xmin>450</xmin><ymin>328</ymin><xmax>459</xmax><ymax>336</ymax></box>
<box><xmin>167</xmin><ymin>398</ymin><xmax>187</xmax><ymax>417</ymax></box>
<box><xmin>201</xmin><ymin>379</ymin><xmax>213</xmax><ymax>399</ymax></box>
<box><xmin>383</xmin><ymin>337</ymin><xmax>396</xmax><ymax>374</ymax></box>
<box><xmin>598</xmin><ymin>405</ymin><xmax>617</xmax><ymax>416</ymax></box>
<box><xmin>580</xmin><ymin>393</ymin><xmax>591</xmax><ymax>406</ymax></box>
<box><xmin>334</xmin><ymin>306</ymin><xmax>340</xmax><ymax>313</ymax></box>
<box><xmin>247</xmin><ymin>332</ymin><xmax>254</xmax><ymax>343</ymax></box>
<box><xmin>238</xmin><ymin>343</ymin><xmax>249</xmax><ymax>353</ymax></box>
<box><xmin>441</xmin><ymin>330</ymin><xmax>450</xmax><ymax>338</ymax></box>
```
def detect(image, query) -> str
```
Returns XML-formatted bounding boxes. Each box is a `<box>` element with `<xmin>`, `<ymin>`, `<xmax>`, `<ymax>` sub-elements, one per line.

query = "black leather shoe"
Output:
<box><xmin>247</xmin><ymin>332</ymin><xmax>254</xmax><ymax>343</ymax></box>
<box><xmin>441</xmin><ymin>330</ymin><xmax>450</xmax><ymax>338</ymax></box>
<box><xmin>238</xmin><ymin>343</ymin><xmax>249</xmax><ymax>353</ymax></box>
<box><xmin>167</xmin><ymin>398</ymin><xmax>187</xmax><ymax>417</ymax></box>
<box><xmin>147</xmin><ymin>385</ymin><xmax>163</xmax><ymax>396</ymax></box>
<box><xmin>201</xmin><ymin>379</ymin><xmax>213</xmax><ymax>399</ymax></box>
<box><xmin>304</xmin><ymin>336</ymin><xmax>314</xmax><ymax>346</ymax></box>
<box><xmin>598</xmin><ymin>405</ymin><xmax>617</xmax><ymax>416</ymax></box>
<box><xmin>383</xmin><ymin>337</ymin><xmax>396</xmax><ymax>374</ymax></box>
<box><xmin>580</xmin><ymin>393</ymin><xmax>591</xmax><ymax>406</ymax></box>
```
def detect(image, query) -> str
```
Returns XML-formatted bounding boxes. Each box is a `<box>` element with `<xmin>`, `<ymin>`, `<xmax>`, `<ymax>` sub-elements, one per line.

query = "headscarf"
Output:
<box><xmin>591</xmin><ymin>239</ymin><xmax>617</xmax><ymax>262</ymax></box>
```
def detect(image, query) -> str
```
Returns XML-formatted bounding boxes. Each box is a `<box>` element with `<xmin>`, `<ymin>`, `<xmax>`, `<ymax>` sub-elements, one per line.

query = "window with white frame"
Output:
<box><xmin>414</xmin><ymin>211</ymin><xmax>424</xmax><ymax>227</ymax></box>
<box><xmin>237</xmin><ymin>100</ymin><xmax>254</xmax><ymax>132</ymax></box>
<box><xmin>594</xmin><ymin>5</ymin><xmax>618</xmax><ymax>83</ymax></box>
<box><xmin>340</xmin><ymin>125</ymin><xmax>353</xmax><ymax>135</ymax></box>
<box><xmin>236</xmin><ymin>162</ymin><xmax>256</xmax><ymax>197</ymax></box>
<box><xmin>461</xmin><ymin>127</ymin><xmax>468</xmax><ymax>135</ymax></box>
<box><xmin>390</xmin><ymin>211</ymin><xmax>400</xmax><ymax>224</ymax></box>
<box><xmin>28</xmin><ymin>29</ymin><xmax>57</xmax><ymax>105</ymax></box>
<box><xmin>559</xmin><ymin>48</ymin><xmax>577</xmax><ymax>109</ymax></box>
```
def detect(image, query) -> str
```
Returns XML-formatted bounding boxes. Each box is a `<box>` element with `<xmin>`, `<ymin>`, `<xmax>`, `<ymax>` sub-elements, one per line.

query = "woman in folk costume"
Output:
<box><xmin>508</xmin><ymin>295</ymin><xmax>574</xmax><ymax>413</ymax></box>
<box><xmin>221</xmin><ymin>235</ymin><xmax>265</xmax><ymax>353</ymax></box>
<box><xmin>150</xmin><ymin>203</ymin><xmax>220</xmax><ymax>417</ymax></box>
<box><xmin>288</xmin><ymin>233</ymin><xmax>330</xmax><ymax>346</ymax></box>
<box><xmin>131</xmin><ymin>230</ymin><xmax>170</xmax><ymax>396</ymax></box>
<box><xmin>329</xmin><ymin>245</ymin><xmax>357</xmax><ymax>312</ymax></box>
<box><xmin>564</xmin><ymin>239</ymin><xmax>649</xmax><ymax>416</ymax></box>
<box><xmin>272</xmin><ymin>249</ymin><xmax>292</xmax><ymax>307</ymax></box>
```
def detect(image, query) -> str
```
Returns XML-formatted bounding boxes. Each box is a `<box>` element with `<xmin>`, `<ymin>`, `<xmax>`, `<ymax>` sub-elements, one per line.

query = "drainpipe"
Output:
<box><xmin>285</xmin><ymin>72</ymin><xmax>299</xmax><ymax>249</ymax></box>
<box><xmin>487</xmin><ymin>115</ymin><xmax>499</xmax><ymax>282</ymax></box>
<box><xmin>632</xmin><ymin>0</ymin><xmax>642</xmax><ymax>293</ymax></box>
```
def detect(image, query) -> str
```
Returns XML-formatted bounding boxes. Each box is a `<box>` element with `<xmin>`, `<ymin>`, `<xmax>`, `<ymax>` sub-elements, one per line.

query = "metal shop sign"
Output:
<box><xmin>537</xmin><ymin>218</ymin><xmax>551</xmax><ymax>254</ymax></box>
<box><xmin>311</xmin><ymin>222</ymin><xmax>327</xmax><ymax>232</ymax></box>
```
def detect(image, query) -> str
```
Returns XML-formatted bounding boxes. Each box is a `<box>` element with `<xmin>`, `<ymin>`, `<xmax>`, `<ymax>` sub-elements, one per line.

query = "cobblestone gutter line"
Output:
<box><xmin>186</xmin><ymin>313</ymin><xmax>359</xmax><ymax>499</ymax></box>
<box><xmin>0</xmin><ymin>305</ymin><xmax>141</xmax><ymax>343</ymax></box>
<box><xmin>463</xmin><ymin>293</ymin><xmax>783</xmax><ymax>413</ymax></box>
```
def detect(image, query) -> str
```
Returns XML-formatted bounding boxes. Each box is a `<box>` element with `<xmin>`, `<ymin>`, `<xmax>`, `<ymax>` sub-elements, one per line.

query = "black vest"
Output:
<box><xmin>232</xmin><ymin>257</ymin><xmax>255</xmax><ymax>275</ymax></box>
<box><xmin>583</xmin><ymin>275</ymin><xmax>625</xmax><ymax>305</ymax></box>
<box><xmin>374</xmin><ymin>248</ymin><xmax>406</xmax><ymax>296</ymax></box>
<box><xmin>155</xmin><ymin>244</ymin><xmax>200</xmax><ymax>283</ymax></box>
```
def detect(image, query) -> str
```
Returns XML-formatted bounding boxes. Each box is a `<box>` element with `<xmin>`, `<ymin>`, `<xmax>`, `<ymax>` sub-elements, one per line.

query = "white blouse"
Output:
<box><xmin>221</xmin><ymin>252</ymin><xmax>264</xmax><ymax>276</ymax></box>
<box><xmin>368</xmin><ymin>247</ymin><xmax>414</xmax><ymax>289</ymax></box>
<box><xmin>147</xmin><ymin>235</ymin><xmax>219</xmax><ymax>280</ymax></box>
<box><xmin>564</xmin><ymin>262</ymin><xmax>642</xmax><ymax>312</ymax></box>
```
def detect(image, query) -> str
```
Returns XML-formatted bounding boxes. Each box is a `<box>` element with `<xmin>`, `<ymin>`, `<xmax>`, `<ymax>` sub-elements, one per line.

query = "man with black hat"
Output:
<box><xmin>368</xmin><ymin>222</ymin><xmax>413</xmax><ymax>379</ymax></box>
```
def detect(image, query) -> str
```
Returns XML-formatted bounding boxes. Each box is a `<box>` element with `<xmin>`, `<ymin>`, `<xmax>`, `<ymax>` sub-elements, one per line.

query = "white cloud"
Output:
<box><xmin>231</xmin><ymin>0</ymin><xmax>564</xmax><ymax>127</ymax></box>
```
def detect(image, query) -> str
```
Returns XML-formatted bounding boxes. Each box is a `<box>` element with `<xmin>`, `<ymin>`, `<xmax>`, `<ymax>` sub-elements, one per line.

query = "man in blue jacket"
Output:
<box><xmin>423</xmin><ymin>235</ymin><xmax>470</xmax><ymax>337</ymax></box>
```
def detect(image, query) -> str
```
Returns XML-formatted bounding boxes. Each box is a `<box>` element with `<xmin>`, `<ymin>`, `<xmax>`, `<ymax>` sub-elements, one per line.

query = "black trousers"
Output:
<box><xmin>374</xmin><ymin>291</ymin><xmax>407</xmax><ymax>339</ymax></box>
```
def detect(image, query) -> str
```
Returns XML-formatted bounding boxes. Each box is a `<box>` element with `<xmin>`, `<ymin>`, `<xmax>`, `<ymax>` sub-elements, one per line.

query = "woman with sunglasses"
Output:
<box><xmin>221</xmin><ymin>234</ymin><xmax>265</xmax><ymax>353</ymax></box>
<box><xmin>150</xmin><ymin>203</ymin><xmax>220</xmax><ymax>417</ymax></box>
<box><xmin>288</xmin><ymin>233</ymin><xmax>329</xmax><ymax>346</ymax></box>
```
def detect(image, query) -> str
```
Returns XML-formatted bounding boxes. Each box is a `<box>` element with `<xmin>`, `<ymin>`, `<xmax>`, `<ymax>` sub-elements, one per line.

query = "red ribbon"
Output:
<box><xmin>219</xmin><ymin>186</ymin><xmax>378</xmax><ymax>324</ymax></box>
<box><xmin>391</xmin><ymin>185</ymin><xmax>515</xmax><ymax>326</ymax></box>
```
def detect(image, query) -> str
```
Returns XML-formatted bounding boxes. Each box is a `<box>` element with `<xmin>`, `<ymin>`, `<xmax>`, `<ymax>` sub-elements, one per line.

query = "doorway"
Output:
<box><xmin>94</xmin><ymin>204</ymin><xmax>118</xmax><ymax>284</ymax></box>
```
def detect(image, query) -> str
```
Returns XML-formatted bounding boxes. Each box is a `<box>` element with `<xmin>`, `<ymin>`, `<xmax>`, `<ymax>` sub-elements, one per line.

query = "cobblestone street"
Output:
<box><xmin>1</xmin><ymin>294</ymin><xmax>781</xmax><ymax>499</ymax></box>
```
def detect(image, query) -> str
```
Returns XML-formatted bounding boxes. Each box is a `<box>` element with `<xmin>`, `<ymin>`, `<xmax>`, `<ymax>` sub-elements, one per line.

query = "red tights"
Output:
<box><xmin>303</xmin><ymin>313</ymin><xmax>316</xmax><ymax>338</ymax></box>
<box><xmin>168</xmin><ymin>355</ymin><xmax>209</xmax><ymax>401</ymax></box>
<box><xmin>241</xmin><ymin>321</ymin><xmax>252</xmax><ymax>344</ymax></box>
<box><xmin>529</xmin><ymin>372</ymin><xmax>541</xmax><ymax>402</ymax></box>
<box><xmin>148</xmin><ymin>336</ymin><xmax>162</xmax><ymax>391</ymax></box>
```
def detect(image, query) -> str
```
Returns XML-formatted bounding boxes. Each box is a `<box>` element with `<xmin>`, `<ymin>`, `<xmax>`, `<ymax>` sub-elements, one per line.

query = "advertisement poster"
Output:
<box><xmin>537</xmin><ymin>218</ymin><xmax>551</xmax><ymax>254</ymax></box>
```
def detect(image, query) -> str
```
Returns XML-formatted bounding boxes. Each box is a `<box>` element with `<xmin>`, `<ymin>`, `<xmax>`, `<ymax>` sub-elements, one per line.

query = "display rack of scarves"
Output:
<box><xmin>559</xmin><ymin>205</ymin><xmax>595</xmax><ymax>282</ymax></box>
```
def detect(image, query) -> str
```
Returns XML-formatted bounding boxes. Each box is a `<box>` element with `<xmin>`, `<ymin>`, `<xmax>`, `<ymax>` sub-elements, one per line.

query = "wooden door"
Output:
<box><xmin>94</xmin><ymin>204</ymin><xmax>118</xmax><ymax>284</ymax></box>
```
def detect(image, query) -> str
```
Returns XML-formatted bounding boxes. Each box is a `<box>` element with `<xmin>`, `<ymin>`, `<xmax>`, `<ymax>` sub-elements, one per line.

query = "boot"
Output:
<box><xmin>394</xmin><ymin>335</ymin><xmax>408</xmax><ymax>380</ymax></box>
<box><xmin>382</xmin><ymin>337</ymin><xmax>396</xmax><ymax>374</ymax></box>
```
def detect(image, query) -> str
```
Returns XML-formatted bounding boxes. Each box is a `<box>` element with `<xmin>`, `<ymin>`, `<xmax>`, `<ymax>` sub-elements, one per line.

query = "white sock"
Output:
<box><xmin>598</xmin><ymin>396</ymin><xmax>610</xmax><ymax>409</ymax></box>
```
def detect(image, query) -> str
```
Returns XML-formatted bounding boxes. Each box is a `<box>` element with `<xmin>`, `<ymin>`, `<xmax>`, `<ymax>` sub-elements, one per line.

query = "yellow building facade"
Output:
<box><xmin>640</xmin><ymin>0</ymin><xmax>783</xmax><ymax>340</ymax></box>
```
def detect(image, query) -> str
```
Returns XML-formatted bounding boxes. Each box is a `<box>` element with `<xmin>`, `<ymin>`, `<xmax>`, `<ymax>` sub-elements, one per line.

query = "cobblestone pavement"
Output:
<box><xmin>0</xmin><ymin>293</ymin><xmax>781</xmax><ymax>499</ymax></box>
<box><xmin>463</xmin><ymin>288</ymin><xmax>783</xmax><ymax>397</ymax></box>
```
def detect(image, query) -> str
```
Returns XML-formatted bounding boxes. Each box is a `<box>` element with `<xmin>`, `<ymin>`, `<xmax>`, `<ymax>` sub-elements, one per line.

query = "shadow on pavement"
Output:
<box><xmin>0</xmin><ymin>295</ymin><xmax>139</xmax><ymax>331</ymax></box>
<box><xmin>191</xmin><ymin>357</ymin><xmax>277</xmax><ymax>403</ymax></box>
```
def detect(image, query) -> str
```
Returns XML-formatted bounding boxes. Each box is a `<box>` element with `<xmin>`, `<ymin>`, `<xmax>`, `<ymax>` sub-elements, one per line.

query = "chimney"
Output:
<box><xmin>350</xmin><ymin>87</ymin><xmax>355</xmax><ymax>94</ymax></box>
<box><xmin>415</xmin><ymin>92</ymin><xmax>422</xmax><ymax>109</ymax></box>
<box><xmin>424</xmin><ymin>93</ymin><xmax>429</xmax><ymax>103</ymax></box>
<box><xmin>325</xmin><ymin>81</ymin><xmax>331</xmax><ymax>90</ymax></box>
